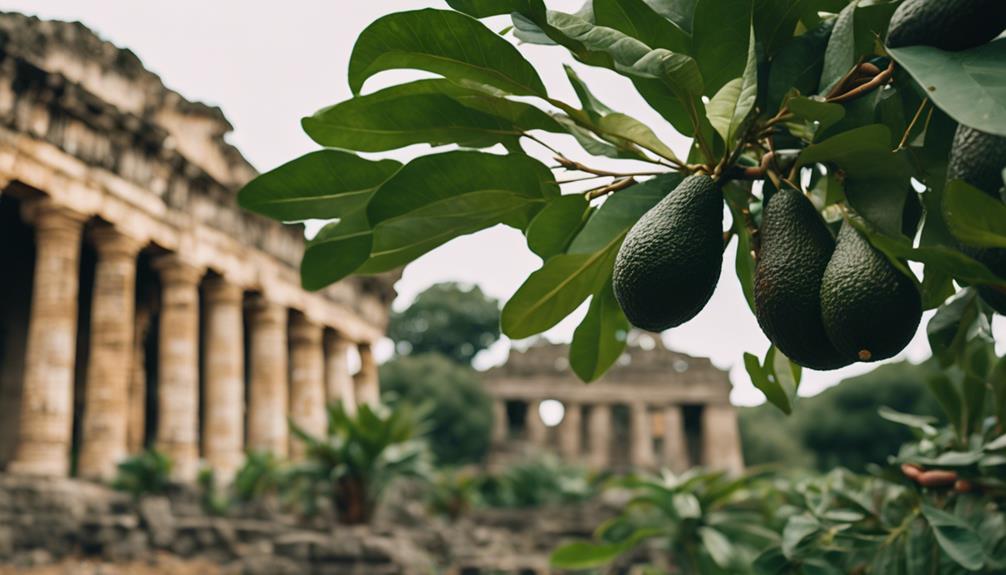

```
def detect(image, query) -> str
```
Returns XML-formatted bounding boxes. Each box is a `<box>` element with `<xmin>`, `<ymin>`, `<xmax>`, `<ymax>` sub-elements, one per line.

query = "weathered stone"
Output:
<box><xmin>138</xmin><ymin>496</ymin><xmax>176</xmax><ymax>548</ymax></box>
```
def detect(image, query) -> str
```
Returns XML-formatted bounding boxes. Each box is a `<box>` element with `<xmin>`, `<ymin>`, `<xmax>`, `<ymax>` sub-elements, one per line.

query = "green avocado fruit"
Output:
<box><xmin>886</xmin><ymin>0</ymin><xmax>1006</xmax><ymax>51</ymax></box>
<box><xmin>946</xmin><ymin>124</ymin><xmax>1006</xmax><ymax>314</ymax></box>
<box><xmin>754</xmin><ymin>189</ymin><xmax>853</xmax><ymax>370</ymax></box>
<box><xmin>820</xmin><ymin>222</ymin><xmax>922</xmax><ymax>362</ymax></box>
<box><xmin>613</xmin><ymin>174</ymin><xmax>723</xmax><ymax>332</ymax></box>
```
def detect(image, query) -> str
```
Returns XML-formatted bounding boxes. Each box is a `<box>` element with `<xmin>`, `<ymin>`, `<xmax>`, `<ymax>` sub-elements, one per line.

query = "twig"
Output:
<box><xmin>896</xmin><ymin>98</ymin><xmax>930</xmax><ymax>150</ymax></box>
<box><xmin>585</xmin><ymin>177</ymin><xmax>636</xmax><ymax>200</ymax></box>
<box><xmin>523</xmin><ymin>133</ymin><xmax>563</xmax><ymax>157</ymax></box>
<box><xmin>826</xmin><ymin>62</ymin><xmax>894</xmax><ymax>104</ymax></box>
<box><xmin>553</xmin><ymin>156</ymin><xmax>665</xmax><ymax>178</ymax></box>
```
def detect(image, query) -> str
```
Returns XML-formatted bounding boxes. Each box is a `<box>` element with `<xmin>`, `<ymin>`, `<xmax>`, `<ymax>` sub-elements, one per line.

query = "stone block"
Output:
<box><xmin>138</xmin><ymin>496</ymin><xmax>176</xmax><ymax>548</ymax></box>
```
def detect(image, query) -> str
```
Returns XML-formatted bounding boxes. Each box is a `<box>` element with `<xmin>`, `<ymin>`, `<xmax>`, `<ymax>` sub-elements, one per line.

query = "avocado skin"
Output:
<box><xmin>613</xmin><ymin>174</ymin><xmax>722</xmax><ymax>332</ymax></box>
<box><xmin>947</xmin><ymin>125</ymin><xmax>1006</xmax><ymax>314</ymax></box>
<box><xmin>821</xmin><ymin>222</ymin><xmax>922</xmax><ymax>362</ymax></box>
<box><xmin>754</xmin><ymin>189</ymin><xmax>853</xmax><ymax>370</ymax></box>
<box><xmin>886</xmin><ymin>0</ymin><xmax>1006</xmax><ymax>51</ymax></box>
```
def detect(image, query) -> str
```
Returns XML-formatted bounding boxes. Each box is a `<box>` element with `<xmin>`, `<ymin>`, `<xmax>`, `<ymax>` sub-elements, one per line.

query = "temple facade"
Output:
<box><xmin>485</xmin><ymin>339</ymin><xmax>744</xmax><ymax>474</ymax></box>
<box><xmin>0</xmin><ymin>13</ymin><xmax>396</xmax><ymax>483</ymax></box>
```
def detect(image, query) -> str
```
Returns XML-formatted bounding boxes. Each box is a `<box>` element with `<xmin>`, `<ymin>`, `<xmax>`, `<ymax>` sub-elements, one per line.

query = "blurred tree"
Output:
<box><xmin>380</xmin><ymin>353</ymin><xmax>493</xmax><ymax>465</ymax></box>
<box><xmin>740</xmin><ymin>360</ymin><xmax>944</xmax><ymax>472</ymax></box>
<box><xmin>388</xmin><ymin>282</ymin><xmax>500</xmax><ymax>365</ymax></box>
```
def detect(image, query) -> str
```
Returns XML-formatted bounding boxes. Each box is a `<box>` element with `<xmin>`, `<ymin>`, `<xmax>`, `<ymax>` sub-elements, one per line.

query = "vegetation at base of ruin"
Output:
<box><xmin>741</xmin><ymin>360</ymin><xmax>942</xmax><ymax>471</ymax></box>
<box><xmin>552</xmin><ymin>416</ymin><xmax>1006</xmax><ymax>574</ymax></box>
<box><xmin>111</xmin><ymin>449</ymin><xmax>172</xmax><ymax>499</ymax></box>
<box><xmin>286</xmin><ymin>402</ymin><xmax>433</xmax><ymax>524</ymax></box>
<box><xmin>234</xmin><ymin>0</ymin><xmax>1006</xmax><ymax>568</ymax></box>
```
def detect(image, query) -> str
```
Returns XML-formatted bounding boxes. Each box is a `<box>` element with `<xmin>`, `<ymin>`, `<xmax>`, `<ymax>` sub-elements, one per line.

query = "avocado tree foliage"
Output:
<box><xmin>236</xmin><ymin>0</ymin><xmax>1006</xmax><ymax>570</ymax></box>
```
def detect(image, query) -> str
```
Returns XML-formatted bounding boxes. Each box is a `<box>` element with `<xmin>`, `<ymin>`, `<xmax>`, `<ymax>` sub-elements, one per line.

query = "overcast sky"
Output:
<box><xmin>10</xmin><ymin>1</ymin><xmax>1004</xmax><ymax>405</ymax></box>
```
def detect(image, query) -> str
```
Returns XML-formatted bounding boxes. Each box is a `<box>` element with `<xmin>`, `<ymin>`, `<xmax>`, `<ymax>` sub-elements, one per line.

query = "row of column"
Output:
<box><xmin>493</xmin><ymin>399</ymin><xmax>741</xmax><ymax>473</ymax></box>
<box><xmin>6</xmin><ymin>203</ymin><xmax>380</xmax><ymax>483</ymax></box>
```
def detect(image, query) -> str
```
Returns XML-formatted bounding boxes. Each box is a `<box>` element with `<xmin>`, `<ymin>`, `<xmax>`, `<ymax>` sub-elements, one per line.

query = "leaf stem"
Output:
<box><xmin>553</xmin><ymin>156</ymin><xmax>666</xmax><ymax>179</ymax></box>
<box><xmin>896</xmin><ymin>98</ymin><xmax>930</xmax><ymax>151</ymax></box>
<box><xmin>825</xmin><ymin>62</ymin><xmax>894</xmax><ymax>105</ymax></box>
<box><xmin>584</xmin><ymin>177</ymin><xmax>636</xmax><ymax>200</ymax></box>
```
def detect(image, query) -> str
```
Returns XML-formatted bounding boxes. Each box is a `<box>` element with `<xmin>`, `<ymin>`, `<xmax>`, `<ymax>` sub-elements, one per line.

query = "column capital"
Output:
<box><xmin>204</xmin><ymin>275</ymin><xmax>244</xmax><ymax>304</ymax></box>
<box><xmin>290</xmin><ymin>313</ymin><xmax>323</xmax><ymax>344</ymax></box>
<box><xmin>153</xmin><ymin>254</ymin><xmax>203</xmax><ymax>286</ymax></box>
<box><xmin>91</xmin><ymin>224</ymin><xmax>145</xmax><ymax>258</ymax></box>
<box><xmin>23</xmin><ymin>200</ymin><xmax>88</xmax><ymax>232</ymax></box>
<box><xmin>247</xmin><ymin>294</ymin><xmax>286</xmax><ymax>323</ymax></box>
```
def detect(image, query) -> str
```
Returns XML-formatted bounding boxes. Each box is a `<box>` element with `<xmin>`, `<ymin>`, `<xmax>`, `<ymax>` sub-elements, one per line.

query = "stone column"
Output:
<box><xmin>247</xmin><ymin>296</ymin><xmax>288</xmax><ymax>457</ymax></box>
<box><xmin>663</xmin><ymin>404</ymin><xmax>689</xmax><ymax>474</ymax></box>
<box><xmin>491</xmin><ymin>399</ymin><xmax>508</xmax><ymax>445</ymax></box>
<box><xmin>558</xmin><ymin>402</ymin><xmax>582</xmax><ymax>460</ymax></box>
<box><xmin>8</xmin><ymin>204</ymin><xmax>86</xmax><ymax>476</ymax></box>
<box><xmin>202</xmin><ymin>277</ymin><xmax>245</xmax><ymax>482</ymax></box>
<box><xmin>126</xmin><ymin>307</ymin><xmax>151</xmax><ymax>454</ymax></box>
<box><xmin>525</xmin><ymin>400</ymin><xmax>548</xmax><ymax>447</ymax></box>
<box><xmin>289</xmin><ymin>314</ymin><xmax>326</xmax><ymax>458</ymax></box>
<box><xmin>630</xmin><ymin>402</ymin><xmax>655</xmax><ymax>469</ymax></box>
<box><xmin>153</xmin><ymin>255</ymin><xmax>202</xmax><ymax>482</ymax></box>
<box><xmin>78</xmin><ymin>225</ymin><xmax>142</xmax><ymax>480</ymax></box>
<box><xmin>353</xmin><ymin>343</ymin><xmax>380</xmax><ymax>408</ymax></box>
<box><xmin>587</xmin><ymin>403</ymin><xmax>612</xmax><ymax>470</ymax></box>
<box><xmin>702</xmin><ymin>403</ymin><xmax>745</xmax><ymax>475</ymax></box>
<box><xmin>323</xmin><ymin>331</ymin><xmax>355</xmax><ymax>413</ymax></box>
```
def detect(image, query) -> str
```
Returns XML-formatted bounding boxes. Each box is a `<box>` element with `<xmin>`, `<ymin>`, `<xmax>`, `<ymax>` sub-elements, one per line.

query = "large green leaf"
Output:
<box><xmin>569</xmin><ymin>280</ymin><xmax>630</xmax><ymax>382</ymax></box>
<box><xmin>754</xmin><ymin>0</ymin><xmax>807</xmax><ymax>57</ymax></box>
<box><xmin>889</xmin><ymin>39</ymin><xmax>1006</xmax><ymax>137</ymax></box>
<box><xmin>500</xmin><ymin>247</ymin><xmax>619</xmax><ymax>339</ymax></box>
<box><xmin>564</xmin><ymin>64</ymin><xmax>614</xmax><ymax>122</ymax></box>
<box><xmin>301</xmin><ymin>209</ymin><xmax>374</xmax><ymax>290</ymax></box>
<box><xmin>597</xmin><ymin>113</ymin><xmax>681</xmax><ymax>162</ymax></box>
<box><xmin>692</xmin><ymin>0</ymin><xmax>751</xmax><ymax>96</ymax></box>
<box><xmin>303</xmin><ymin>80</ymin><xmax>561</xmax><ymax>152</ymax></box>
<box><xmin>705</xmin><ymin>26</ymin><xmax>757</xmax><ymax>148</ymax></box>
<box><xmin>818</xmin><ymin>0</ymin><xmax>856</xmax><ymax>94</ymax></box>
<box><xmin>526</xmin><ymin>194</ymin><xmax>590</xmax><ymax>259</ymax></box>
<box><xmin>921</xmin><ymin>504</ymin><xmax>986</xmax><ymax>571</ymax></box>
<box><xmin>593</xmin><ymin>0</ymin><xmax>690</xmax><ymax>54</ymax></box>
<box><xmin>368</xmin><ymin>151</ymin><xmax>556</xmax><ymax>225</ymax></box>
<box><xmin>349</xmin><ymin>9</ymin><xmax>548</xmax><ymax>97</ymax></box>
<box><xmin>446</xmin><ymin>0</ymin><xmax>544</xmax><ymax>18</ymax></box>
<box><xmin>238</xmin><ymin>150</ymin><xmax>401</xmax><ymax>222</ymax></box>
<box><xmin>943</xmin><ymin>180</ymin><xmax>1006</xmax><ymax>249</ymax></box>
<box><xmin>725</xmin><ymin>183</ymin><xmax>756</xmax><ymax>311</ymax></box>
<box><xmin>550</xmin><ymin>541</ymin><xmax>625</xmax><ymax>569</ymax></box>
<box><xmin>745</xmin><ymin>347</ymin><xmax>801</xmax><ymax>414</ymax></box>
<box><xmin>767</xmin><ymin>18</ymin><xmax>833</xmax><ymax>111</ymax></box>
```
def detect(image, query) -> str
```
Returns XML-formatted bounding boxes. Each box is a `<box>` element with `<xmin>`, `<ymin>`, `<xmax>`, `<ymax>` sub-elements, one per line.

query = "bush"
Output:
<box><xmin>111</xmin><ymin>449</ymin><xmax>171</xmax><ymax>498</ymax></box>
<box><xmin>477</xmin><ymin>454</ymin><xmax>600</xmax><ymax>509</ymax></box>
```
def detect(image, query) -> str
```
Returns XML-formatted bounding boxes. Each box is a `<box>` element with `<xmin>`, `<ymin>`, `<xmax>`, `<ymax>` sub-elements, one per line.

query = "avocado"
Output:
<box><xmin>613</xmin><ymin>174</ymin><xmax>723</xmax><ymax>331</ymax></box>
<box><xmin>820</xmin><ymin>222</ymin><xmax>922</xmax><ymax>362</ymax></box>
<box><xmin>946</xmin><ymin>124</ymin><xmax>1006</xmax><ymax>314</ymax></box>
<box><xmin>886</xmin><ymin>0</ymin><xmax>1006</xmax><ymax>51</ymax></box>
<box><xmin>754</xmin><ymin>189</ymin><xmax>853</xmax><ymax>370</ymax></box>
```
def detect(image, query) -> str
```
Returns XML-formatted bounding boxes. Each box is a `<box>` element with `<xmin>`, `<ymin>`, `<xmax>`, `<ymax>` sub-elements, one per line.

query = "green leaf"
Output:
<box><xmin>992</xmin><ymin>355</ymin><xmax>1006</xmax><ymax>427</ymax></box>
<box><xmin>921</xmin><ymin>504</ymin><xmax>986</xmax><ymax>571</ymax></box>
<box><xmin>446</xmin><ymin>0</ymin><xmax>544</xmax><ymax>18</ymax></box>
<box><xmin>698</xmin><ymin>527</ymin><xmax>736</xmax><ymax>568</ymax></box>
<box><xmin>349</xmin><ymin>9</ymin><xmax>548</xmax><ymax>97</ymax></box>
<box><xmin>943</xmin><ymin>180</ymin><xmax>1006</xmax><ymax>249</ymax></box>
<box><xmin>238</xmin><ymin>150</ymin><xmax>401</xmax><ymax>222</ymax></box>
<box><xmin>564</xmin><ymin>64</ymin><xmax>614</xmax><ymax>121</ymax></box>
<box><xmin>877</xmin><ymin>406</ymin><xmax>937</xmax><ymax>435</ymax></box>
<box><xmin>692</xmin><ymin>0</ymin><xmax>750</xmax><ymax>96</ymax></box>
<box><xmin>753</xmin><ymin>0</ymin><xmax>808</xmax><ymax>58</ymax></box>
<box><xmin>744</xmin><ymin>347</ymin><xmax>799</xmax><ymax>415</ymax></box>
<box><xmin>818</xmin><ymin>0</ymin><xmax>856</xmax><ymax>94</ymax></box>
<box><xmin>500</xmin><ymin>247</ymin><xmax>619</xmax><ymax>339</ymax></box>
<box><xmin>593</xmin><ymin>0</ymin><xmax>690</xmax><ymax>54</ymax></box>
<box><xmin>649</xmin><ymin>0</ymin><xmax>697</xmax><ymax>34</ymax></box>
<box><xmin>858</xmin><ymin>225</ymin><xmax>1006</xmax><ymax>288</ymax></box>
<box><xmin>927</xmin><ymin>289</ymin><xmax>979</xmax><ymax>367</ymax></box>
<box><xmin>889</xmin><ymin>39</ymin><xmax>1006</xmax><ymax>137</ymax></box>
<box><xmin>550</xmin><ymin>541</ymin><xmax>625</xmax><ymax>569</ymax></box>
<box><xmin>368</xmin><ymin>151</ymin><xmax>555</xmax><ymax>225</ymax></box>
<box><xmin>767</xmin><ymin>18</ymin><xmax>833</xmax><ymax>112</ymax></box>
<box><xmin>725</xmin><ymin>184</ymin><xmax>756</xmax><ymax>312</ymax></box>
<box><xmin>781</xmin><ymin>514</ymin><xmax>821</xmax><ymax>559</ymax></box>
<box><xmin>301</xmin><ymin>210</ymin><xmax>374</xmax><ymax>291</ymax></box>
<box><xmin>926</xmin><ymin>372</ymin><xmax>963</xmax><ymax>434</ymax></box>
<box><xmin>302</xmin><ymin>80</ymin><xmax>561</xmax><ymax>152</ymax></box>
<box><xmin>526</xmin><ymin>194</ymin><xmax>590</xmax><ymax>259</ymax></box>
<box><xmin>786</xmin><ymin>96</ymin><xmax>845</xmax><ymax>139</ymax></box>
<box><xmin>705</xmin><ymin>26</ymin><xmax>757</xmax><ymax>149</ymax></box>
<box><xmin>597</xmin><ymin>113</ymin><xmax>681</xmax><ymax>162</ymax></box>
<box><xmin>553</xmin><ymin>114</ymin><xmax>640</xmax><ymax>159</ymax></box>
<box><xmin>569</xmin><ymin>280</ymin><xmax>630</xmax><ymax>382</ymax></box>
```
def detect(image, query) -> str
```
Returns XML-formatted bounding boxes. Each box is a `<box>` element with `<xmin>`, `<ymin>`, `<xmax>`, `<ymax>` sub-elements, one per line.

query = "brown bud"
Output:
<box><xmin>917</xmin><ymin>470</ymin><xmax>958</xmax><ymax>488</ymax></box>
<box><xmin>900</xmin><ymin>463</ymin><xmax>923</xmax><ymax>480</ymax></box>
<box><xmin>954</xmin><ymin>479</ymin><xmax>974</xmax><ymax>493</ymax></box>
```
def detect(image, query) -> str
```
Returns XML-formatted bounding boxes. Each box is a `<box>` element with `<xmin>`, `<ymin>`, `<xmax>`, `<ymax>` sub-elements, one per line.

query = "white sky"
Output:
<box><xmin>9</xmin><ymin>1</ymin><xmax>1003</xmax><ymax>405</ymax></box>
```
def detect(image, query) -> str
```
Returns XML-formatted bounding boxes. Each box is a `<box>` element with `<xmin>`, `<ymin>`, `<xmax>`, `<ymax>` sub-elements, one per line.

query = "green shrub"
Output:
<box><xmin>111</xmin><ymin>449</ymin><xmax>171</xmax><ymax>498</ymax></box>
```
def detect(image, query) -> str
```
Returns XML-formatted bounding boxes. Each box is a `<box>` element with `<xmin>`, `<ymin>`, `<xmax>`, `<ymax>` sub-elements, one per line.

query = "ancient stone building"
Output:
<box><xmin>0</xmin><ymin>13</ymin><xmax>395</xmax><ymax>484</ymax></box>
<box><xmin>485</xmin><ymin>338</ymin><xmax>744</xmax><ymax>474</ymax></box>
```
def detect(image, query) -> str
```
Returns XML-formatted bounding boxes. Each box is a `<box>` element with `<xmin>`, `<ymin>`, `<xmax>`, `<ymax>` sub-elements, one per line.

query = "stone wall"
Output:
<box><xmin>0</xmin><ymin>475</ymin><xmax>632</xmax><ymax>575</ymax></box>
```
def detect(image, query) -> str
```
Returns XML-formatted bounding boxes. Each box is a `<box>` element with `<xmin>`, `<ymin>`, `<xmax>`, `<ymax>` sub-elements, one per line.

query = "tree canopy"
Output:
<box><xmin>388</xmin><ymin>282</ymin><xmax>500</xmax><ymax>365</ymax></box>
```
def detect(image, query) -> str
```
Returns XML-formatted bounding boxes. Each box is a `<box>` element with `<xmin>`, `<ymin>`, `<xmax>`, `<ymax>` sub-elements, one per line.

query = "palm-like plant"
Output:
<box><xmin>111</xmin><ymin>448</ymin><xmax>172</xmax><ymax>499</ymax></box>
<box><xmin>288</xmin><ymin>401</ymin><xmax>432</xmax><ymax>524</ymax></box>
